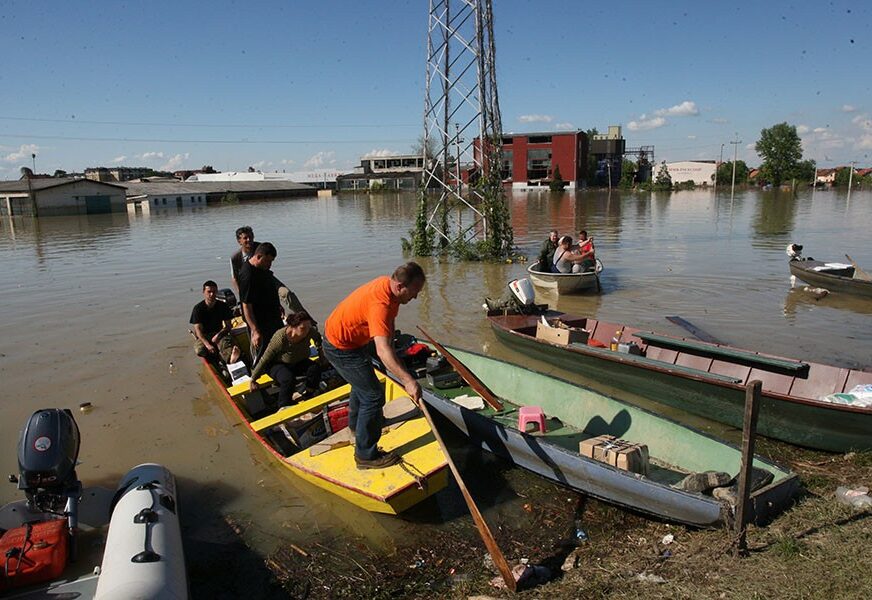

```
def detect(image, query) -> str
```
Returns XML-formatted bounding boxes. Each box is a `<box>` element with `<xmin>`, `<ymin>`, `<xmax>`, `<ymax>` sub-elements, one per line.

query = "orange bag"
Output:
<box><xmin>0</xmin><ymin>519</ymin><xmax>69</xmax><ymax>591</ymax></box>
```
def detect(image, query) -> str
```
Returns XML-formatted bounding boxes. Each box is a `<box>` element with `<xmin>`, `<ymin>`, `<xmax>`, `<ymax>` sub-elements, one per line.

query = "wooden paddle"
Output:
<box><xmin>665</xmin><ymin>316</ymin><xmax>725</xmax><ymax>345</ymax></box>
<box><xmin>417</xmin><ymin>397</ymin><xmax>517</xmax><ymax>591</ymax></box>
<box><xmin>845</xmin><ymin>254</ymin><xmax>872</xmax><ymax>281</ymax></box>
<box><xmin>416</xmin><ymin>326</ymin><xmax>503</xmax><ymax>411</ymax></box>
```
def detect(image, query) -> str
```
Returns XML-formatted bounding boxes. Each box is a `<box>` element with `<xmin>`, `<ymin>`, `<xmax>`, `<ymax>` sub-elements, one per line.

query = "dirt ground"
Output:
<box><xmin>188</xmin><ymin>437</ymin><xmax>872</xmax><ymax>600</ymax></box>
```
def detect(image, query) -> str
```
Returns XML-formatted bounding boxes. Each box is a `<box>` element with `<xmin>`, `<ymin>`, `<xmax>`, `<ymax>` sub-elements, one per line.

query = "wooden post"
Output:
<box><xmin>734</xmin><ymin>379</ymin><xmax>762</xmax><ymax>557</ymax></box>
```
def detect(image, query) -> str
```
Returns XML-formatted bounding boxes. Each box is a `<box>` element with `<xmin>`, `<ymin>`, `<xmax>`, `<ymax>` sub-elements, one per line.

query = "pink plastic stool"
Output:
<box><xmin>518</xmin><ymin>406</ymin><xmax>547</xmax><ymax>434</ymax></box>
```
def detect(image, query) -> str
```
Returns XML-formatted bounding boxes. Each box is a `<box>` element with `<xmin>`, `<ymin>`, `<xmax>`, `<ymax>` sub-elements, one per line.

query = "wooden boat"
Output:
<box><xmin>421</xmin><ymin>346</ymin><xmax>799</xmax><ymax>528</ymax></box>
<box><xmin>789</xmin><ymin>258</ymin><xmax>872</xmax><ymax>298</ymax></box>
<box><xmin>200</xmin><ymin>326</ymin><xmax>448</xmax><ymax>515</ymax></box>
<box><xmin>488</xmin><ymin>311</ymin><xmax>872</xmax><ymax>452</ymax></box>
<box><xmin>527</xmin><ymin>260</ymin><xmax>601</xmax><ymax>294</ymax></box>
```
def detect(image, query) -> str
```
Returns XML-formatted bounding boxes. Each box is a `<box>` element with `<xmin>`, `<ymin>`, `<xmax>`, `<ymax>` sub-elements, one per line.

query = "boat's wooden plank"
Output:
<box><xmin>635</xmin><ymin>332</ymin><xmax>808</xmax><ymax>373</ymax></box>
<box><xmin>748</xmin><ymin>368</ymin><xmax>794</xmax><ymax>395</ymax></box>
<box><xmin>788</xmin><ymin>364</ymin><xmax>849</xmax><ymax>400</ymax></box>
<box><xmin>227</xmin><ymin>375</ymin><xmax>274</xmax><ymax>398</ymax></box>
<box><xmin>709</xmin><ymin>360</ymin><xmax>751</xmax><ymax>385</ymax></box>
<box><xmin>582</xmin><ymin>346</ymin><xmax>742</xmax><ymax>384</ymax></box>
<box><xmin>842</xmin><ymin>370</ymin><xmax>872</xmax><ymax>393</ymax></box>
<box><xmin>645</xmin><ymin>346</ymin><xmax>678</xmax><ymax>364</ymax></box>
<box><xmin>675</xmin><ymin>353</ymin><xmax>714</xmax><ymax>372</ymax></box>
<box><xmin>591</xmin><ymin>321</ymin><xmax>624</xmax><ymax>347</ymax></box>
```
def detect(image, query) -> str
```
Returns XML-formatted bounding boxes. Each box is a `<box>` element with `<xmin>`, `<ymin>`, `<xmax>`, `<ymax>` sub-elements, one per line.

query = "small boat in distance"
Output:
<box><xmin>487</xmin><ymin>310</ymin><xmax>872</xmax><ymax>452</ymax></box>
<box><xmin>420</xmin><ymin>346</ymin><xmax>799</xmax><ymax>528</ymax></box>
<box><xmin>787</xmin><ymin>242</ymin><xmax>872</xmax><ymax>298</ymax></box>
<box><xmin>527</xmin><ymin>259</ymin><xmax>602</xmax><ymax>294</ymax></box>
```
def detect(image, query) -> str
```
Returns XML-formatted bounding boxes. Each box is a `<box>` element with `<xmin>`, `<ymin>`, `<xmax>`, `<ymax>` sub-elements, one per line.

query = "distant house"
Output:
<box><xmin>0</xmin><ymin>177</ymin><xmax>127</xmax><ymax>217</ymax></box>
<box><xmin>815</xmin><ymin>168</ymin><xmax>838</xmax><ymax>185</ymax></box>
<box><xmin>336</xmin><ymin>154</ymin><xmax>426</xmax><ymax>191</ymax></box>
<box><xmin>855</xmin><ymin>167</ymin><xmax>872</xmax><ymax>178</ymax></box>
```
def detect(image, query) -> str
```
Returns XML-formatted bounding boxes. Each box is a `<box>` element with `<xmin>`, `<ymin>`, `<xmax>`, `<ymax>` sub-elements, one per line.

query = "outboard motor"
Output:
<box><xmin>216</xmin><ymin>287</ymin><xmax>239</xmax><ymax>315</ymax></box>
<box><xmin>15</xmin><ymin>409</ymin><xmax>82</xmax><ymax>555</ymax></box>
<box><xmin>484</xmin><ymin>278</ymin><xmax>543</xmax><ymax>315</ymax></box>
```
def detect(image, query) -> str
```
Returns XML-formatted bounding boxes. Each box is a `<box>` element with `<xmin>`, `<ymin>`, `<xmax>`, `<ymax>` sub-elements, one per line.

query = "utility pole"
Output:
<box><xmin>847</xmin><ymin>161</ymin><xmax>856</xmax><ymax>206</ymax></box>
<box><xmin>31</xmin><ymin>153</ymin><xmax>36</xmax><ymax>173</ymax></box>
<box><xmin>730</xmin><ymin>134</ymin><xmax>742</xmax><ymax>202</ymax></box>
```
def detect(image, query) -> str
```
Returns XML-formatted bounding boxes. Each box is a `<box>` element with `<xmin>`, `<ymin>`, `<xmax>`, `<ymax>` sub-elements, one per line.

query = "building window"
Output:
<box><xmin>501</xmin><ymin>150</ymin><xmax>513</xmax><ymax>179</ymax></box>
<box><xmin>527</xmin><ymin>149</ymin><xmax>551</xmax><ymax>180</ymax></box>
<box><xmin>528</xmin><ymin>135</ymin><xmax>552</xmax><ymax>144</ymax></box>
<box><xmin>501</xmin><ymin>136</ymin><xmax>513</xmax><ymax>146</ymax></box>
<box><xmin>154</xmin><ymin>199</ymin><xmax>159</xmax><ymax>205</ymax></box>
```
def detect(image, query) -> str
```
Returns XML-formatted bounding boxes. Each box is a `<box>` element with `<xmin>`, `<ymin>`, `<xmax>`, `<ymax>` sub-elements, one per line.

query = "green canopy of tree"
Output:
<box><xmin>755</xmin><ymin>122</ymin><xmax>803</xmax><ymax>186</ymax></box>
<box><xmin>794</xmin><ymin>159</ymin><xmax>817</xmax><ymax>183</ymax></box>
<box><xmin>653</xmin><ymin>162</ymin><xmax>673</xmax><ymax>191</ymax></box>
<box><xmin>716</xmin><ymin>160</ymin><xmax>749</xmax><ymax>185</ymax></box>
<box><xmin>549</xmin><ymin>165</ymin><xmax>566</xmax><ymax>191</ymax></box>
<box><xmin>619</xmin><ymin>159</ymin><xmax>636</xmax><ymax>189</ymax></box>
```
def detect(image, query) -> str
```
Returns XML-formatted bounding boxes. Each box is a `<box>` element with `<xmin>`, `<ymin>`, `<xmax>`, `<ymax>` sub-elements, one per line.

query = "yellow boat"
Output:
<box><xmin>201</xmin><ymin>326</ymin><xmax>449</xmax><ymax>515</ymax></box>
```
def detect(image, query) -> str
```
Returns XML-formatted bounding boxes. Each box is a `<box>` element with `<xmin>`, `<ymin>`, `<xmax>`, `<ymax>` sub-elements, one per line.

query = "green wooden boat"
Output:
<box><xmin>488</xmin><ymin>311</ymin><xmax>872</xmax><ymax>452</ymax></box>
<box><xmin>422</xmin><ymin>346</ymin><xmax>799</xmax><ymax>528</ymax></box>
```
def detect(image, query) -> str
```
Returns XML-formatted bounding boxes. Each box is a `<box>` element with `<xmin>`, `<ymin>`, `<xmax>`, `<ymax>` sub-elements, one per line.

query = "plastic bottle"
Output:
<box><xmin>610</xmin><ymin>331</ymin><xmax>620</xmax><ymax>352</ymax></box>
<box><xmin>835</xmin><ymin>486</ymin><xmax>872</xmax><ymax>508</ymax></box>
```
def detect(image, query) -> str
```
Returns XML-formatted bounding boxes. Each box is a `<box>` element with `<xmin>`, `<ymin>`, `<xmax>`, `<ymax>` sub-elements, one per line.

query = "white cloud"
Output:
<box><xmin>280</xmin><ymin>158</ymin><xmax>295</xmax><ymax>165</ymax></box>
<box><xmin>160</xmin><ymin>153</ymin><xmax>189</xmax><ymax>171</ymax></box>
<box><xmin>841</xmin><ymin>104</ymin><xmax>857</xmax><ymax>113</ymax></box>
<box><xmin>687</xmin><ymin>135</ymin><xmax>697</xmax><ymax>140</ymax></box>
<box><xmin>709</xmin><ymin>117</ymin><xmax>729</xmax><ymax>124</ymax></box>
<box><xmin>654</xmin><ymin>101</ymin><xmax>699</xmax><ymax>117</ymax></box>
<box><xmin>858</xmin><ymin>134</ymin><xmax>872</xmax><ymax>150</ymax></box>
<box><xmin>304</xmin><ymin>151</ymin><xmax>336</xmax><ymax>169</ymax></box>
<box><xmin>796</xmin><ymin>125</ymin><xmax>810</xmax><ymax>134</ymax></box>
<box><xmin>110</xmin><ymin>155</ymin><xmax>127</xmax><ymax>163</ymax></box>
<box><xmin>518</xmin><ymin>114</ymin><xmax>553</xmax><ymax>124</ymax></box>
<box><xmin>363</xmin><ymin>148</ymin><xmax>400</xmax><ymax>158</ymax></box>
<box><xmin>627</xmin><ymin>115</ymin><xmax>666</xmax><ymax>131</ymax></box>
<box><xmin>250</xmin><ymin>160</ymin><xmax>273</xmax><ymax>169</ymax></box>
<box><xmin>139</xmin><ymin>151</ymin><xmax>164</xmax><ymax>161</ymax></box>
<box><xmin>852</xmin><ymin>114</ymin><xmax>872</xmax><ymax>131</ymax></box>
<box><xmin>813</xmin><ymin>127</ymin><xmax>827</xmax><ymax>134</ymax></box>
<box><xmin>745</xmin><ymin>143</ymin><xmax>755</xmax><ymax>150</ymax></box>
<box><xmin>554</xmin><ymin>122</ymin><xmax>575</xmax><ymax>130</ymax></box>
<box><xmin>3</xmin><ymin>143</ymin><xmax>40</xmax><ymax>163</ymax></box>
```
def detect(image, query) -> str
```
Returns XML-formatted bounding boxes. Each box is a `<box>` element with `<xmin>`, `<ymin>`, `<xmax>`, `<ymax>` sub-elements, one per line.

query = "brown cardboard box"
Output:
<box><xmin>535</xmin><ymin>321</ymin><xmax>589</xmax><ymax>346</ymax></box>
<box><xmin>579</xmin><ymin>434</ymin><xmax>649</xmax><ymax>475</ymax></box>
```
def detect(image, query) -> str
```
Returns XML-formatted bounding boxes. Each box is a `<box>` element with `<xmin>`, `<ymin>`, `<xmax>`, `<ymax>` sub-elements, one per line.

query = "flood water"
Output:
<box><xmin>1</xmin><ymin>188</ymin><xmax>870</xmax><ymax>562</ymax></box>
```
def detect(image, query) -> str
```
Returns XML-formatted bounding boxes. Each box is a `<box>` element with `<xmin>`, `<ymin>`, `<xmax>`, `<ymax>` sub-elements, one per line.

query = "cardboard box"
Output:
<box><xmin>535</xmin><ymin>321</ymin><xmax>589</xmax><ymax>346</ymax></box>
<box><xmin>579</xmin><ymin>434</ymin><xmax>649</xmax><ymax>476</ymax></box>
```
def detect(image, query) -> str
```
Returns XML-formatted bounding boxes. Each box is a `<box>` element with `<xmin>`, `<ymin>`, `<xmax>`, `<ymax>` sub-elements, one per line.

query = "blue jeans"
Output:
<box><xmin>322</xmin><ymin>338</ymin><xmax>384</xmax><ymax>460</ymax></box>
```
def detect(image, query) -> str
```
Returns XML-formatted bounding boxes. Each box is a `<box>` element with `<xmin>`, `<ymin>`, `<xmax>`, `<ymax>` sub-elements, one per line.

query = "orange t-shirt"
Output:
<box><xmin>325</xmin><ymin>276</ymin><xmax>399</xmax><ymax>350</ymax></box>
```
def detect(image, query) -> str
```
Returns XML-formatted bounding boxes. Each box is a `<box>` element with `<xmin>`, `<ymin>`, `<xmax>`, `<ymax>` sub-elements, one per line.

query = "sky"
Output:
<box><xmin>1</xmin><ymin>0</ymin><xmax>870</xmax><ymax>181</ymax></box>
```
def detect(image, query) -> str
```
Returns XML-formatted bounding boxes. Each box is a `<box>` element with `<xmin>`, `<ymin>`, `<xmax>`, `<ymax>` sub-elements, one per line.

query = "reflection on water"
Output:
<box><xmin>2</xmin><ymin>188</ymin><xmax>871</xmax><ymax>556</ymax></box>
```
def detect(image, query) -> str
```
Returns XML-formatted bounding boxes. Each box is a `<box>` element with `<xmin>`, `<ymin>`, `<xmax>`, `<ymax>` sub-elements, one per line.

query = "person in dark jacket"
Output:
<box><xmin>537</xmin><ymin>230</ymin><xmax>559</xmax><ymax>272</ymax></box>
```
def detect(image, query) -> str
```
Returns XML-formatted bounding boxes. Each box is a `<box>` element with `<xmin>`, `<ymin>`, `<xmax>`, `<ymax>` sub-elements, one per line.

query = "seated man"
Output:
<box><xmin>249</xmin><ymin>311</ymin><xmax>323</xmax><ymax>407</ymax></box>
<box><xmin>537</xmin><ymin>229</ymin><xmax>559</xmax><ymax>272</ymax></box>
<box><xmin>190</xmin><ymin>280</ymin><xmax>241</xmax><ymax>364</ymax></box>
<box><xmin>552</xmin><ymin>236</ymin><xmax>590</xmax><ymax>274</ymax></box>
<box><xmin>576</xmin><ymin>230</ymin><xmax>596</xmax><ymax>272</ymax></box>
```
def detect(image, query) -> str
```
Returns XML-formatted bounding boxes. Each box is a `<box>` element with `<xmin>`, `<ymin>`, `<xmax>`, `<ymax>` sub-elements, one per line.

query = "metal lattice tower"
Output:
<box><xmin>421</xmin><ymin>0</ymin><xmax>507</xmax><ymax>251</ymax></box>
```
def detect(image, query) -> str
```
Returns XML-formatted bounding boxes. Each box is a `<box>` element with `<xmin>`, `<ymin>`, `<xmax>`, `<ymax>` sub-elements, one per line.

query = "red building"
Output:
<box><xmin>475</xmin><ymin>130</ymin><xmax>589</xmax><ymax>189</ymax></box>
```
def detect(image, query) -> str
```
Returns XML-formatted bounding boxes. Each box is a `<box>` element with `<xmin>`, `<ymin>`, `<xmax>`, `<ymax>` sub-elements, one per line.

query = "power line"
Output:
<box><xmin>0</xmin><ymin>133</ymin><xmax>414</xmax><ymax>144</ymax></box>
<box><xmin>0</xmin><ymin>115</ymin><xmax>419</xmax><ymax>129</ymax></box>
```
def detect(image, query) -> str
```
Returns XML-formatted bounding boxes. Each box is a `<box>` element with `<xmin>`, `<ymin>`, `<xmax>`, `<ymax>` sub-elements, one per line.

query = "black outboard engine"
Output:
<box><xmin>15</xmin><ymin>409</ymin><xmax>82</xmax><ymax>550</ymax></box>
<box><xmin>216</xmin><ymin>287</ymin><xmax>240</xmax><ymax>316</ymax></box>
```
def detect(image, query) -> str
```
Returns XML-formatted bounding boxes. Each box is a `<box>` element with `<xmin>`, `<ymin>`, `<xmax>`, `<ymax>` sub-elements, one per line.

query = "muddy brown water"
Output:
<box><xmin>1</xmin><ymin>188</ymin><xmax>870</xmax><ymax>577</ymax></box>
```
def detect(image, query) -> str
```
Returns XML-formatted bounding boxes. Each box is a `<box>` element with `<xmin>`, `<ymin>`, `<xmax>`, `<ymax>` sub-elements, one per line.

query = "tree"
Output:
<box><xmin>549</xmin><ymin>165</ymin><xmax>566</xmax><ymax>191</ymax></box>
<box><xmin>412</xmin><ymin>134</ymin><xmax>438</xmax><ymax>159</ymax></box>
<box><xmin>716</xmin><ymin>160</ymin><xmax>749</xmax><ymax>185</ymax></box>
<box><xmin>53</xmin><ymin>169</ymin><xmax>68</xmax><ymax>178</ymax></box>
<box><xmin>653</xmin><ymin>162</ymin><xmax>672</xmax><ymax>191</ymax></box>
<box><xmin>755</xmin><ymin>122</ymin><xmax>803</xmax><ymax>186</ymax></box>
<box><xmin>794</xmin><ymin>159</ymin><xmax>816</xmax><ymax>183</ymax></box>
<box><xmin>834</xmin><ymin>166</ymin><xmax>854</xmax><ymax>187</ymax></box>
<box><xmin>619</xmin><ymin>159</ymin><xmax>637</xmax><ymax>189</ymax></box>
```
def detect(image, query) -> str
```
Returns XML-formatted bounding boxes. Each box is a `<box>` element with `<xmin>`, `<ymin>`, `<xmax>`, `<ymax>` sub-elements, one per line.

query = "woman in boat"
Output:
<box><xmin>552</xmin><ymin>236</ymin><xmax>590</xmax><ymax>274</ymax></box>
<box><xmin>249</xmin><ymin>310</ymin><xmax>323</xmax><ymax>406</ymax></box>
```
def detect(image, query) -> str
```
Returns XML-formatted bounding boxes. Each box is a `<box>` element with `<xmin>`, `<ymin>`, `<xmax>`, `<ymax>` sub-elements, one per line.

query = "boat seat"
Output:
<box><xmin>518</xmin><ymin>405</ymin><xmax>547</xmax><ymax>434</ymax></box>
<box><xmin>575</xmin><ymin>345</ymin><xmax>743</xmax><ymax>384</ymax></box>
<box><xmin>634</xmin><ymin>332</ymin><xmax>809</xmax><ymax>376</ymax></box>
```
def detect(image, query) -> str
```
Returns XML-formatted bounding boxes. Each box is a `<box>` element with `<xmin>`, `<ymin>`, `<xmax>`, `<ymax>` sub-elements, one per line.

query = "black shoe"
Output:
<box><xmin>354</xmin><ymin>450</ymin><xmax>400</xmax><ymax>469</ymax></box>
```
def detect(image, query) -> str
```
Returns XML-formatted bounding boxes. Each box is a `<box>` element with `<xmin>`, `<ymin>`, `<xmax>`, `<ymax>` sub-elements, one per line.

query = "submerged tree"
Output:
<box><xmin>756</xmin><ymin>122</ymin><xmax>803</xmax><ymax>186</ymax></box>
<box><xmin>549</xmin><ymin>165</ymin><xmax>566</xmax><ymax>191</ymax></box>
<box><xmin>716</xmin><ymin>160</ymin><xmax>750</xmax><ymax>185</ymax></box>
<box><xmin>653</xmin><ymin>162</ymin><xmax>673</xmax><ymax>191</ymax></box>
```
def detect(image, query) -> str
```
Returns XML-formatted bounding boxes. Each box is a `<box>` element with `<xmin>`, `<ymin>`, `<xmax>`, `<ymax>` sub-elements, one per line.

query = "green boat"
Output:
<box><xmin>422</xmin><ymin>346</ymin><xmax>799</xmax><ymax>528</ymax></box>
<box><xmin>488</xmin><ymin>311</ymin><xmax>872</xmax><ymax>452</ymax></box>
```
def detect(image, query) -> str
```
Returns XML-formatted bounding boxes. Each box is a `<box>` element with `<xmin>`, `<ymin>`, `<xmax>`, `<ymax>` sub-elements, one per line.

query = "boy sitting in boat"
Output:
<box><xmin>249</xmin><ymin>311</ymin><xmax>324</xmax><ymax>406</ymax></box>
<box><xmin>576</xmin><ymin>230</ymin><xmax>596</xmax><ymax>272</ymax></box>
<box><xmin>190</xmin><ymin>280</ymin><xmax>242</xmax><ymax>365</ymax></box>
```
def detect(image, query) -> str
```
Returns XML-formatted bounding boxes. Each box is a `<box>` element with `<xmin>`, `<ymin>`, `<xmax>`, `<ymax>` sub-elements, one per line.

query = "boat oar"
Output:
<box><xmin>665</xmin><ymin>316</ymin><xmax>724</xmax><ymax>345</ymax></box>
<box><xmin>417</xmin><ymin>397</ymin><xmax>517</xmax><ymax>591</ymax></box>
<box><xmin>845</xmin><ymin>254</ymin><xmax>872</xmax><ymax>281</ymax></box>
<box><xmin>416</xmin><ymin>326</ymin><xmax>504</xmax><ymax>411</ymax></box>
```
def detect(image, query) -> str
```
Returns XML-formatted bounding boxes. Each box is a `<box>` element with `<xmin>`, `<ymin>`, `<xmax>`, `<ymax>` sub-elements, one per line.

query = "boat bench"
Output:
<box><xmin>633</xmin><ymin>332</ymin><xmax>809</xmax><ymax>376</ymax></box>
<box><xmin>574</xmin><ymin>344</ymin><xmax>743</xmax><ymax>384</ymax></box>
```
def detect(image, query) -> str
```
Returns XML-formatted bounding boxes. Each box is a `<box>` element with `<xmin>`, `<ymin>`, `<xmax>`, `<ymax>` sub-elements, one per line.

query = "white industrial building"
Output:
<box><xmin>0</xmin><ymin>178</ymin><xmax>127</xmax><ymax>217</ymax></box>
<box><xmin>660</xmin><ymin>161</ymin><xmax>717</xmax><ymax>186</ymax></box>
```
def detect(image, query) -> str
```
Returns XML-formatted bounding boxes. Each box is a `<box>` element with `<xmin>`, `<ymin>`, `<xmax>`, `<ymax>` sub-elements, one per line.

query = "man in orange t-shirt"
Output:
<box><xmin>323</xmin><ymin>262</ymin><xmax>426</xmax><ymax>469</ymax></box>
